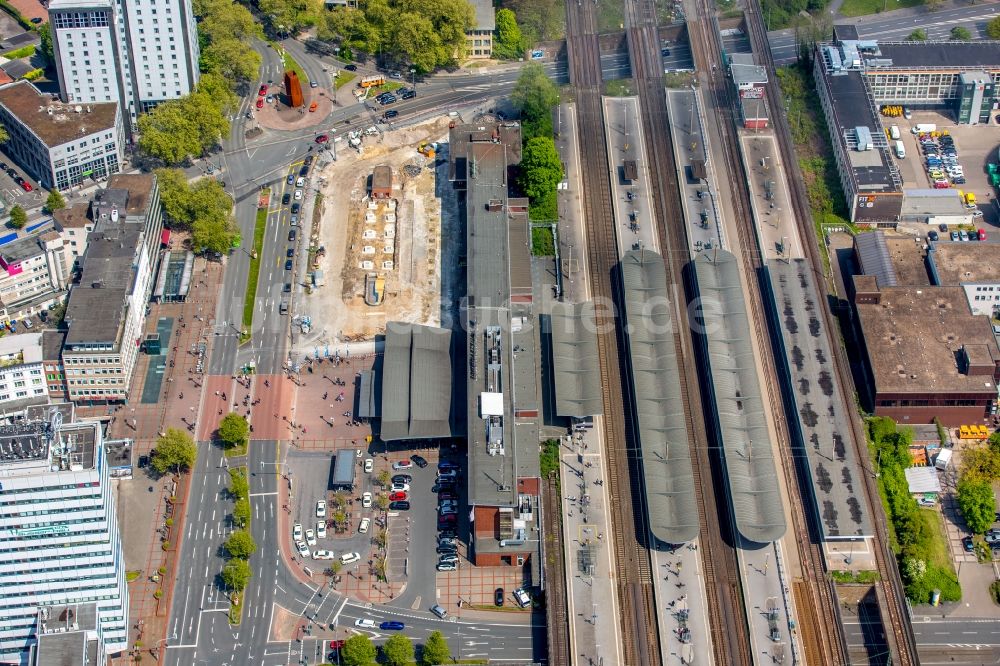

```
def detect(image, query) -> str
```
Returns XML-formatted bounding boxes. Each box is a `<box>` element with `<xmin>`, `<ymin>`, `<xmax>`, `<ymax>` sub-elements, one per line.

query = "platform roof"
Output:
<box><xmin>695</xmin><ymin>250</ymin><xmax>786</xmax><ymax>544</ymax></box>
<box><xmin>550</xmin><ymin>301</ymin><xmax>603</xmax><ymax>417</ymax></box>
<box><xmin>769</xmin><ymin>260</ymin><xmax>873</xmax><ymax>539</ymax></box>
<box><xmin>620</xmin><ymin>249</ymin><xmax>698</xmax><ymax>545</ymax></box>
<box><xmin>379</xmin><ymin>322</ymin><xmax>456</xmax><ymax>441</ymax></box>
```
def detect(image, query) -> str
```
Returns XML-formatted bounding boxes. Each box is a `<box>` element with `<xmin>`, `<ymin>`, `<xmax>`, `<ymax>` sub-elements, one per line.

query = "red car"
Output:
<box><xmin>389</xmin><ymin>491</ymin><xmax>407</xmax><ymax>502</ymax></box>
<box><xmin>255</xmin><ymin>98</ymin><xmax>264</xmax><ymax>109</ymax></box>
<box><xmin>438</xmin><ymin>513</ymin><xmax>458</xmax><ymax>524</ymax></box>
<box><xmin>19</xmin><ymin>181</ymin><xmax>31</xmax><ymax>192</ymax></box>
<box><xmin>315</xmin><ymin>134</ymin><xmax>329</xmax><ymax>144</ymax></box>
<box><xmin>258</xmin><ymin>84</ymin><xmax>267</xmax><ymax>96</ymax></box>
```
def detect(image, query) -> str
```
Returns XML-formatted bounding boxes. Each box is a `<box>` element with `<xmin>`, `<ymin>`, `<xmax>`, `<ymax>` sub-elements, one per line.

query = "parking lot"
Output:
<box><xmin>0</xmin><ymin>152</ymin><xmax>44</xmax><ymax>210</ymax></box>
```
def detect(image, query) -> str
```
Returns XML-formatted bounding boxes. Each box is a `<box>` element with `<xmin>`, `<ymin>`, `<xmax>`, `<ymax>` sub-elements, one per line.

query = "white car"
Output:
<box><xmin>296</xmin><ymin>176</ymin><xmax>305</xmax><ymax>187</ymax></box>
<box><xmin>305</xmin><ymin>529</ymin><xmax>317</xmax><ymax>546</ymax></box>
<box><xmin>296</xmin><ymin>541</ymin><xmax>309</xmax><ymax>558</ymax></box>
<box><xmin>316</xmin><ymin>521</ymin><xmax>327</xmax><ymax>539</ymax></box>
<box><xmin>917</xmin><ymin>497</ymin><xmax>936</xmax><ymax>507</ymax></box>
<box><xmin>294</xmin><ymin>189</ymin><xmax>303</xmax><ymax>200</ymax></box>
<box><xmin>354</xmin><ymin>618</ymin><xmax>376</xmax><ymax>628</ymax></box>
<box><xmin>391</xmin><ymin>482</ymin><xmax>410</xmax><ymax>493</ymax></box>
<box><xmin>293</xmin><ymin>523</ymin><xmax>303</xmax><ymax>541</ymax></box>
<box><xmin>341</xmin><ymin>551</ymin><xmax>361</xmax><ymax>565</ymax></box>
<box><xmin>316</xmin><ymin>501</ymin><xmax>326</xmax><ymax>518</ymax></box>
<box><xmin>313</xmin><ymin>549</ymin><xmax>335</xmax><ymax>560</ymax></box>
<box><xmin>359</xmin><ymin>517</ymin><xmax>370</xmax><ymax>534</ymax></box>
<box><xmin>513</xmin><ymin>588</ymin><xmax>531</xmax><ymax>608</ymax></box>
<box><xmin>362</xmin><ymin>492</ymin><xmax>373</xmax><ymax>508</ymax></box>
<box><xmin>364</xmin><ymin>458</ymin><xmax>374</xmax><ymax>473</ymax></box>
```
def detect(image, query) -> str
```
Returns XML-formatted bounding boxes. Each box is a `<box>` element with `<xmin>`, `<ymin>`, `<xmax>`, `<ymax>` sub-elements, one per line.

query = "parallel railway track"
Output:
<box><xmin>564</xmin><ymin>2</ymin><xmax>658</xmax><ymax>664</ymax></box>
<box><xmin>741</xmin><ymin>1</ymin><xmax>920</xmax><ymax>663</ymax></box>
<box><xmin>622</xmin><ymin>0</ymin><xmax>750</xmax><ymax>664</ymax></box>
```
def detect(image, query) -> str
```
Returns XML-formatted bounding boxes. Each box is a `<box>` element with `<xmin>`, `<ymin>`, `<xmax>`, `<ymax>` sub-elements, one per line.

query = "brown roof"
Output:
<box><xmin>856</xmin><ymin>285</ymin><xmax>1000</xmax><ymax>395</ymax></box>
<box><xmin>0</xmin><ymin>81</ymin><xmax>118</xmax><ymax>148</ymax></box>
<box><xmin>883</xmin><ymin>235</ymin><xmax>931</xmax><ymax>286</ymax></box>
<box><xmin>930</xmin><ymin>242</ymin><xmax>1000</xmax><ymax>285</ymax></box>
<box><xmin>53</xmin><ymin>202</ymin><xmax>92</xmax><ymax>229</ymax></box>
<box><xmin>106</xmin><ymin>174</ymin><xmax>155</xmax><ymax>216</ymax></box>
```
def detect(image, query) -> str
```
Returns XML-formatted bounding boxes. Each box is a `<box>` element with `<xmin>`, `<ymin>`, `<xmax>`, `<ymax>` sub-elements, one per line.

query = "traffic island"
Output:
<box><xmin>241</xmin><ymin>191</ymin><xmax>269</xmax><ymax>344</ymax></box>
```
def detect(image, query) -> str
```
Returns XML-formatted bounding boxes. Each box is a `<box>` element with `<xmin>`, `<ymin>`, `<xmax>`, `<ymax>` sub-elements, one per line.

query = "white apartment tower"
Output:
<box><xmin>0</xmin><ymin>417</ymin><xmax>128</xmax><ymax>663</ymax></box>
<box><xmin>48</xmin><ymin>0</ymin><xmax>200</xmax><ymax>132</ymax></box>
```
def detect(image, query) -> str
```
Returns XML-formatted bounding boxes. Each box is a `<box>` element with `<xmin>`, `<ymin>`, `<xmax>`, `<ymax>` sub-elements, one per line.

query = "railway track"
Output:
<box><xmin>620</xmin><ymin>0</ymin><xmax>752</xmax><ymax>665</ymax></box>
<box><xmin>740</xmin><ymin>1</ymin><xmax>920</xmax><ymax>664</ymax></box>
<box><xmin>541</xmin><ymin>473</ymin><xmax>571</xmax><ymax>666</ymax></box>
<box><xmin>564</xmin><ymin>3</ymin><xmax>659</xmax><ymax>665</ymax></box>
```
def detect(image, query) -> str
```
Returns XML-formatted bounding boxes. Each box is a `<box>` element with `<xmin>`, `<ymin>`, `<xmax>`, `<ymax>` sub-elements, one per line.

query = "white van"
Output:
<box><xmin>340</xmin><ymin>551</ymin><xmax>361</xmax><ymax>565</ymax></box>
<box><xmin>894</xmin><ymin>141</ymin><xmax>905</xmax><ymax>159</ymax></box>
<box><xmin>888</xmin><ymin>125</ymin><xmax>900</xmax><ymax>140</ymax></box>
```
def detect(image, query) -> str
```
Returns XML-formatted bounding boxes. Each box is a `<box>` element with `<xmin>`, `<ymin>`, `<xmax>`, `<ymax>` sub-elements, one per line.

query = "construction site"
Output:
<box><xmin>298</xmin><ymin>117</ymin><xmax>461</xmax><ymax>348</ymax></box>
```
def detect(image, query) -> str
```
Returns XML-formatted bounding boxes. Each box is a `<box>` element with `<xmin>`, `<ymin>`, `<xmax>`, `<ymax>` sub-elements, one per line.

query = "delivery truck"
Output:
<box><xmin>894</xmin><ymin>140</ymin><xmax>905</xmax><ymax>158</ymax></box>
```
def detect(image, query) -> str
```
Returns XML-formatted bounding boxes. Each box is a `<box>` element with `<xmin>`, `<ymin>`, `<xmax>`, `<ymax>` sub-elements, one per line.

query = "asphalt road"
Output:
<box><xmin>767</xmin><ymin>3</ymin><xmax>1000</xmax><ymax>64</ymax></box>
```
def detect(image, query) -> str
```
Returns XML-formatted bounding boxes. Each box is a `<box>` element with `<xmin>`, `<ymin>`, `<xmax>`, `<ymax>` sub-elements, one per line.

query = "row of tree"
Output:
<box><xmin>195</xmin><ymin>0</ymin><xmax>264</xmax><ymax>89</ymax></box>
<box><xmin>222</xmin><ymin>466</ymin><xmax>256</xmax><ymax>595</ymax></box>
<box><xmin>333</xmin><ymin>630</ymin><xmax>451</xmax><ymax>666</ymax></box>
<box><xmin>511</xmin><ymin>64</ymin><xmax>562</xmax><ymax>223</ymax></box>
<box><xmin>155</xmin><ymin>167</ymin><xmax>239</xmax><ymax>255</ymax></box>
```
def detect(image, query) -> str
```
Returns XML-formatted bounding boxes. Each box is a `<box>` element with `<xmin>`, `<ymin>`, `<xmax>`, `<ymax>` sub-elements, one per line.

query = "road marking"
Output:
<box><xmin>250</xmin><ymin>491</ymin><xmax>278</xmax><ymax>497</ymax></box>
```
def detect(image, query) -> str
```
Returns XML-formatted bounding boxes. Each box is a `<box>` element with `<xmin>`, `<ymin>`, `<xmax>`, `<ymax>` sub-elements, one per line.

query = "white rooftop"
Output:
<box><xmin>480</xmin><ymin>392</ymin><xmax>503</xmax><ymax>417</ymax></box>
<box><xmin>0</xmin><ymin>332</ymin><xmax>43</xmax><ymax>365</ymax></box>
<box><xmin>904</xmin><ymin>466</ymin><xmax>941</xmax><ymax>494</ymax></box>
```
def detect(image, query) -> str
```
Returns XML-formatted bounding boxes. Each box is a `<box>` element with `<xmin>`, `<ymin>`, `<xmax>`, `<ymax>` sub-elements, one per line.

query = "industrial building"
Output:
<box><xmin>813</xmin><ymin>31</ymin><xmax>1000</xmax><ymax>223</ymax></box>
<box><xmin>728</xmin><ymin>52</ymin><xmax>769</xmax><ymax>130</ymax></box>
<box><xmin>0</xmin><ymin>415</ymin><xmax>129</xmax><ymax>663</ymax></box>
<box><xmin>927</xmin><ymin>242</ymin><xmax>1000</xmax><ymax>316</ymax></box>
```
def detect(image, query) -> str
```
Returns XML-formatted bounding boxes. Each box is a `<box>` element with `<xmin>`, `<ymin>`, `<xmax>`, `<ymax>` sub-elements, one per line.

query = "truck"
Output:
<box><xmin>888</xmin><ymin>124</ymin><xmax>901</xmax><ymax>140</ymax></box>
<box><xmin>965</xmin><ymin>192</ymin><xmax>977</xmax><ymax>208</ymax></box>
<box><xmin>912</xmin><ymin>123</ymin><xmax>937</xmax><ymax>134</ymax></box>
<box><xmin>359</xmin><ymin>75</ymin><xmax>385</xmax><ymax>89</ymax></box>
<box><xmin>893</xmin><ymin>140</ymin><xmax>905</xmax><ymax>159</ymax></box>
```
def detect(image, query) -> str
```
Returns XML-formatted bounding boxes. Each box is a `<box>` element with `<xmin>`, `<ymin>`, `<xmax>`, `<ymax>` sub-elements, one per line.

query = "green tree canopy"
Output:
<box><xmin>229</xmin><ymin>468</ymin><xmax>249</xmax><ymax>500</ymax></box>
<box><xmin>511</xmin><ymin>63</ymin><xmax>559</xmax><ymax>139</ymax></box>
<box><xmin>421</xmin><ymin>631</ymin><xmax>450</xmax><ymax>665</ymax></box>
<box><xmin>224</xmin><ymin>530</ymin><xmax>257</xmax><ymax>559</ymax></box>
<box><xmin>218</xmin><ymin>412</ymin><xmax>250</xmax><ymax>450</ymax></box>
<box><xmin>0</xmin><ymin>124</ymin><xmax>8</xmax><ymax>144</ymax></box>
<box><xmin>151</xmin><ymin>428</ymin><xmax>197</xmax><ymax>474</ymax></box>
<box><xmin>950</xmin><ymin>26</ymin><xmax>972</xmax><ymax>40</ymax></box>
<box><xmin>494</xmin><ymin>9</ymin><xmax>525</xmax><ymax>60</ymax></box>
<box><xmin>259</xmin><ymin>0</ymin><xmax>324</xmax><ymax>33</ymax></box>
<box><xmin>154</xmin><ymin>170</ymin><xmax>238</xmax><ymax>254</ymax></box>
<box><xmin>339</xmin><ymin>634</ymin><xmax>376</xmax><ymax>666</ymax></box>
<box><xmin>383</xmin><ymin>634</ymin><xmax>414</xmax><ymax>666</ymax></box>
<box><xmin>201</xmin><ymin>39</ymin><xmax>263</xmax><ymax>87</ymax></box>
<box><xmin>197</xmin><ymin>73</ymin><xmax>240</xmax><ymax>116</ymax></box>
<box><xmin>989</xmin><ymin>16</ymin><xmax>1000</xmax><ymax>39</ymax></box>
<box><xmin>233</xmin><ymin>497</ymin><xmax>251</xmax><ymax>527</ymax></box>
<box><xmin>37</xmin><ymin>23</ymin><xmax>54</xmax><ymax>64</ymax></box>
<box><xmin>138</xmin><ymin>92</ymin><xmax>229</xmax><ymax>165</ymax></box>
<box><xmin>44</xmin><ymin>190</ymin><xmax>66</xmax><ymax>214</ymax></box>
<box><xmin>518</xmin><ymin>137</ymin><xmax>563</xmax><ymax>202</ymax></box>
<box><xmin>962</xmin><ymin>443</ymin><xmax>1000</xmax><ymax>482</ymax></box>
<box><xmin>907</xmin><ymin>29</ymin><xmax>927</xmax><ymax>41</ymax></box>
<box><xmin>221</xmin><ymin>557</ymin><xmax>252</xmax><ymax>591</ymax></box>
<box><xmin>957</xmin><ymin>478</ymin><xmax>996</xmax><ymax>534</ymax></box>
<box><xmin>8</xmin><ymin>205</ymin><xmax>26</xmax><ymax>229</ymax></box>
<box><xmin>502</xmin><ymin>0</ymin><xmax>560</xmax><ymax>43</ymax></box>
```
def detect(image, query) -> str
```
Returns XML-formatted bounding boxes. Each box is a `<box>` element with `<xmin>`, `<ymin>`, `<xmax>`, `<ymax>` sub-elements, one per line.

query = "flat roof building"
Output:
<box><xmin>466</xmin><ymin>0</ymin><xmax>495</xmax><ymax>59</ymax></box>
<box><xmin>928</xmin><ymin>242</ymin><xmax>1000</xmax><ymax>317</ymax></box>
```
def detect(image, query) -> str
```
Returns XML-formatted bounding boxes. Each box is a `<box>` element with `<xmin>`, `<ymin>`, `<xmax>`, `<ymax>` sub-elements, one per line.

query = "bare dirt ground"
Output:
<box><xmin>297</xmin><ymin>117</ymin><xmax>462</xmax><ymax>348</ymax></box>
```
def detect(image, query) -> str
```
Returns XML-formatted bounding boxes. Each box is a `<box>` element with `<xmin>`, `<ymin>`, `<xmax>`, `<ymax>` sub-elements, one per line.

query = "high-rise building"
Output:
<box><xmin>0</xmin><ymin>416</ymin><xmax>129</xmax><ymax>663</ymax></box>
<box><xmin>48</xmin><ymin>0</ymin><xmax>200</xmax><ymax>132</ymax></box>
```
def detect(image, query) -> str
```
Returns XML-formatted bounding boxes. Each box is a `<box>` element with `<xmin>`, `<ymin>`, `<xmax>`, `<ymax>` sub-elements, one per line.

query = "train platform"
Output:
<box><xmin>665</xmin><ymin>88</ymin><xmax>726</xmax><ymax>254</ymax></box>
<box><xmin>740</xmin><ymin>133</ymin><xmax>805</xmax><ymax>261</ymax></box>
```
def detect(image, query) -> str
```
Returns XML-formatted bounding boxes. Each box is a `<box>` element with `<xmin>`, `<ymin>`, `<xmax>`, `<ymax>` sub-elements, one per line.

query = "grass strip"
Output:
<box><xmin>241</xmin><ymin>193</ymin><xmax>269</xmax><ymax>337</ymax></box>
<box><xmin>333</xmin><ymin>71</ymin><xmax>356</xmax><ymax>90</ymax></box>
<box><xmin>280</xmin><ymin>50</ymin><xmax>307</xmax><ymax>85</ymax></box>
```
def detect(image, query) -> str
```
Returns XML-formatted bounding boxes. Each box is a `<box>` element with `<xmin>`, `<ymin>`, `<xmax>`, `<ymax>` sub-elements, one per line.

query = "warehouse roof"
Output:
<box><xmin>550</xmin><ymin>301</ymin><xmax>603</xmax><ymax>417</ymax></box>
<box><xmin>379</xmin><ymin>322</ymin><xmax>456</xmax><ymax>441</ymax></box>
<box><xmin>855</xmin><ymin>283</ymin><xmax>1000</xmax><ymax>395</ymax></box>
<box><xmin>621</xmin><ymin>249</ymin><xmax>698</xmax><ymax>545</ymax></box>
<box><xmin>694</xmin><ymin>250</ymin><xmax>785</xmax><ymax>544</ymax></box>
<box><xmin>928</xmin><ymin>242</ymin><xmax>1000</xmax><ymax>285</ymax></box>
<box><xmin>769</xmin><ymin>261</ymin><xmax>872</xmax><ymax>540</ymax></box>
<box><xmin>854</xmin><ymin>232</ymin><xmax>898</xmax><ymax>288</ymax></box>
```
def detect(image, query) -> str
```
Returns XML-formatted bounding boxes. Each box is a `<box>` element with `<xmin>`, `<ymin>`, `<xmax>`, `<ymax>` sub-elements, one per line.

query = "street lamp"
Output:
<box><xmin>410</xmin><ymin>68</ymin><xmax>416</xmax><ymax>92</ymax></box>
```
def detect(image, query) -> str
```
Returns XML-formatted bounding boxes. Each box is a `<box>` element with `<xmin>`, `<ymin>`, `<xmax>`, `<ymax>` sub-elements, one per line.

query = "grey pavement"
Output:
<box><xmin>603</xmin><ymin>96</ymin><xmax>660</xmax><ymax>255</ymax></box>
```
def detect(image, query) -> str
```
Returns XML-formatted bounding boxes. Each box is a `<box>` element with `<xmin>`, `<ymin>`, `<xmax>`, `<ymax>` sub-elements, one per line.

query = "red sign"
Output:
<box><xmin>740</xmin><ymin>86</ymin><xmax>764</xmax><ymax>99</ymax></box>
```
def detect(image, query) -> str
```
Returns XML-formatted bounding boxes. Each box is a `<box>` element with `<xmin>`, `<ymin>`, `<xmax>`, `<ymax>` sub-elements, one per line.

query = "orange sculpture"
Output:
<box><xmin>284</xmin><ymin>70</ymin><xmax>303</xmax><ymax>108</ymax></box>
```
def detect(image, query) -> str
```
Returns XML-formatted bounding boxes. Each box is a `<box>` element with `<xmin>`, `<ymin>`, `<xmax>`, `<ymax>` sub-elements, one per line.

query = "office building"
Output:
<box><xmin>0</xmin><ymin>418</ymin><xmax>128</xmax><ymax>663</ymax></box>
<box><xmin>0</xmin><ymin>333</ymin><xmax>49</xmax><ymax>414</ymax></box>
<box><xmin>49</xmin><ymin>0</ymin><xmax>200</xmax><ymax>130</ymax></box>
<box><xmin>466</xmin><ymin>0</ymin><xmax>494</xmax><ymax>59</ymax></box>
<box><xmin>0</xmin><ymin>82</ymin><xmax>123</xmax><ymax>192</ymax></box>
<box><xmin>30</xmin><ymin>602</ymin><xmax>108</xmax><ymax>666</ymax></box>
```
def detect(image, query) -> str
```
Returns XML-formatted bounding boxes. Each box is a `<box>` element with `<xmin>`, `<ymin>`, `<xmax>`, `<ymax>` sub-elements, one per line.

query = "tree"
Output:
<box><xmin>511</xmin><ymin>63</ymin><xmax>559</xmax><ymax>140</ymax></box>
<box><xmin>907</xmin><ymin>29</ymin><xmax>927</xmax><ymax>41</ymax></box>
<box><xmin>374</xmin><ymin>494</ymin><xmax>390</xmax><ymax>512</ymax></box>
<box><xmin>151</xmin><ymin>428</ymin><xmax>197</xmax><ymax>474</ymax></box>
<box><xmin>258</xmin><ymin>0</ymin><xmax>324</xmax><ymax>34</ymax></box>
<box><xmin>375</xmin><ymin>470</ymin><xmax>391</xmax><ymax>488</ymax></box>
<box><xmin>902</xmin><ymin>556</ymin><xmax>926</xmax><ymax>584</ymax></box>
<box><xmin>197</xmin><ymin>73</ymin><xmax>240</xmax><ymax>116</ymax></box>
<box><xmin>37</xmin><ymin>22</ymin><xmax>54</xmax><ymax>64</ymax></box>
<box><xmin>421</xmin><ymin>631</ymin><xmax>451</xmax><ymax>665</ymax></box>
<box><xmin>327</xmin><ymin>560</ymin><xmax>343</xmax><ymax>577</ymax></box>
<box><xmin>154</xmin><ymin>168</ymin><xmax>191</xmax><ymax>225</ymax></box>
<box><xmin>201</xmin><ymin>39</ymin><xmax>263</xmax><ymax>87</ymax></box>
<box><xmin>504</xmin><ymin>0</ymin><xmax>561</xmax><ymax>43</ymax></box>
<box><xmin>339</xmin><ymin>634</ymin><xmax>376</xmax><ymax>666</ymax></box>
<box><xmin>232</xmin><ymin>497</ymin><xmax>251</xmax><ymax>527</ymax></box>
<box><xmin>950</xmin><ymin>26</ymin><xmax>972</xmax><ymax>40</ymax></box>
<box><xmin>493</xmin><ymin>9</ymin><xmax>525</xmax><ymax>60</ymax></box>
<box><xmin>0</xmin><ymin>124</ymin><xmax>8</xmax><ymax>144</ymax></box>
<box><xmin>8</xmin><ymin>205</ymin><xmax>27</xmax><ymax>229</ymax></box>
<box><xmin>229</xmin><ymin>468</ymin><xmax>249</xmax><ymax>500</ymax></box>
<box><xmin>44</xmin><ymin>190</ymin><xmax>66</xmax><ymax>214</ymax></box>
<box><xmin>138</xmin><ymin>93</ymin><xmax>229</xmax><ymax>164</ymax></box>
<box><xmin>221</xmin><ymin>557</ymin><xmax>252</xmax><ymax>592</ymax></box>
<box><xmin>218</xmin><ymin>412</ymin><xmax>250</xmax><ymax>450</ymax></box>
<box><xmin>924</xmin><ymin>0</ymin><xmax>944</xmax><ymax>12</ymax></box>
<box><xmin>331</xmin><ymin>509</ymin><xmax>348</xmax><ymax>532</ymax></box>
<box><xmin>988</xmin><ymin>16</ymin><xmax>1000</xmax><ymax>39</ymax></box>
<box><xmin>962</xmin><ymin>444</ymin><xmax>1000</xmax><ymax>482</ymax></box>
<box><xmin>518</xmin><ymin>137</ymin><xmax>563</xmax><ymax>203</ymax></box>
<box><xmin>957</xmin><ymin>478</ymin><xmax>996</xmax><ymax>534</ymax></box>
<box><xmin>224</xmin><ymin>530</ymin><xmax>257</xmax><ymax>559</ymax></box>
<box><xmin>193</xmin><ymin>215</ymin><xmax>239</xmax><ymax>255</ymax></box>
<box><xmin>383</xmin><ymin>634</ymin><xmax>414</xmax><ymax>666</ymax></box>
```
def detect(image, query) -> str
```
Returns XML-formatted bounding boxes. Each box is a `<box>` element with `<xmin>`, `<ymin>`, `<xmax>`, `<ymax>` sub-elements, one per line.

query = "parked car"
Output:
<box><xmin>256</xmin><ymin>98</ymin><xmax>264</xmax><ymax>110</ymax></box>
<box><xmin>355</xmin><ymin>618</ymin><xmax>376</xmax><ymax>628</ymax></box>
<box><xmin>927</xmin><ymin>231</ymin><xmax>938</xmax><ymax>241</ymax></box>
<box><xmin>963</xmin><ymin>535</ymin><xmax>975</xmax><ymax>552</ymax></box>
<box><xmin>359</xmin><ymin>517</ymin><xmax>370</xmax><ymax>533</ymax></box>
<box><xmin>438</xmin><ymin>491</ymin><xmax>458</xmax><ymax>501</ymax></box>
<box><xmin>436</xmin><ymin>562</ymin><xmax>457</xmax><ymax>572</ymax></box>
<box><xmin>305</xmin><ymin>529</ymin><xmax>316</xmax><ymax>546</ymax></box>
<box><xmin>291</xmin><ymin>203</ymin><xmax>301</xmax><ymax>214</ymax></box>
<box><xmin>495</xmin><ymin>588</ymin><xmax>505</xmax><ymax>606</ymax></box>
<box><xmin>316</xmin><ymin>521</ymin><xmax>326</xmax><ymax>539</ymax></box>
<box><xmin>438</xmin><ymin>461</ymin><xmax>459</xmax><ymax>471</ymax></box>
<box><xmin>344</xmin><ymin>64</ymin><xmax>358</xmax><ymax>71</ymax></box>
<box><xmin>19</xmin><ymin>181</ymin><xmax>32</xmax><ymax>192</ymax></box>
<box><xmin>258</xmin><ymin>84</ymin><xmax>268</xmax><ymax>96</ymax></box>
<box><xmin>438</xmin><ymin>528</ymin><xmax>457</xmax><ymax>540</ymax></box>
<box><xmin>438</xmin><ymin>554</ymin><xmax>459</xmax><ymax>564</ymax></box>
<box><xmin>341</xmin><ymin>552</ymin><xmax>361</xmax><ymax>565</ymax></box>
<box><xmin>393</xmin><ymin>460</ymin><xmax>414</xmax><ymax>470</ymax></box>
<box><xmin>384</xmin><ymin>109</ymin><xmax>399</xmax><ymax>119</ymax></box>
<box><xmin>917</xmin><ymin>497</ymin><xmax>936</xmax><ymax>507</ymax></box>
<box><xmin>979</xmin><ymin>228</ymin><xmax>988</xmax><ymax>241</ymax></box>
<box><xmin>389</xmin><ymin>501</ymin><xmax>410</xmax><ymax>511</ymax></box>
<box><xmin>960</xmin><ymin>230</ymin><xmax>969</xmax><ymax>241</ymax></box>
<box><xmin>379</xmin><ymin>621</ymin><xmax>405</xmax><ymax>630</ymax></box>
<box><xmin>285</xmin><ymin>259</ymin><xmax>293</xmax><ymax>271</ymax></box>
<box><xmin>513</xmin><ymin>588</ymin><xmax>531</xmax><ymax>608</ymax></box>
<box><xmin>401</xmin><ymin>90</ymin><xmax>416</xmax><ymax>100</ymax></box>
<box><xmin>411</xmin><ymin>455</ymin><xmax>429</xmax><ymax>468</ymax></box>
<box><xmin>430</xmin><ymin>604</ymin><xmax>448</xmax><ymax>618</ymax></box>
<box><xmin>391</xmin><ymin>482</ymin><xmax>410</xmax><ymax>493</ymax></box>
<box><xmin>313</xmin><ymin>550</ymin><xmax>335</xmax><ymax>560</ymax></box>
<box><xmin>362</xmin><ymin>492</ymin><xmax>373</xmax><ymax>508</ymax></box>
<box><xmin>364</xmin><ymin>458</ymin><xmax>374</xmax><ymax>473</ymax></box>
<box><xmin>286</xmin><ymin>247</ymin><xmax>295</xmax><ymax>258</ymax></box>
<box><xmin>293</xmin><ymin>523</ymin><xmax>303</xmax><ymax>541</ymax></box>
<box><xmin>389</xmin><ymin>491</ymin><xmax>408</xmax><ymax>501</ymax></box>
<box><xmin>438</xmin><ymin>536</ymin><xmax>456</xmax><ymax>546</ymax></box>
<box><xmin>437</xmin><ymin>544</ymin><xmax>458</xmax><ymax>555</ymax></box>
<box><xmin>288</xmin><ymin>229</ymin><xmax>297</xmax><ymax>242</ymax></box>
<box><xmin>439</xmin><ymin>506</ymin><xmax>458</xmax><ymax>516</ymax></box>
<box><xmin>392</xmin><ymin>474</ymin><xmax>412</xmax><ymax>484</ymax></box>
<box><xmin>294</xmin><ymin>189</ymin><xmax>303</xmax><ymax>200</ymax></box>
<box><xmin>315</xmin><ymin>134</ymin><xmax>329</xmax><ymax>143</ymax></box>
<box><xmin>296</xmin><ymin>541</ymin><xmax>310</xmax><ymax>558</ymax></box>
